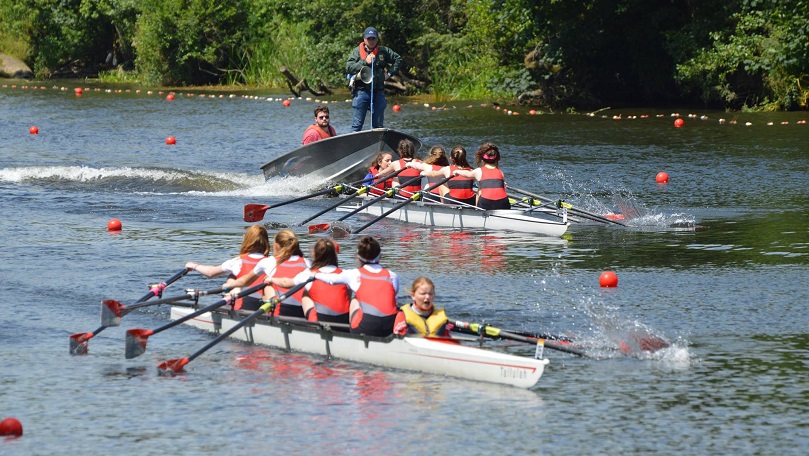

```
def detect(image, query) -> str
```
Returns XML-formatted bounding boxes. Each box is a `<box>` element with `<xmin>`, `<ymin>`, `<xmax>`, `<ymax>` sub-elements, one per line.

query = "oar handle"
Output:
<box><xmin>133</xmin><ymin>268</ymin><xmax>190</xmax><ymax>303</ymax></box>
<box><xmin>122</xmin><ymin>287</ymin><xmax>224</xmax><ymax>313</ymax></box>
<box><xmin>148</xmin><ymin>283</ymin><xmax>264</xmax><ymax>335</ymax></box>
<box><xmin>182</xmin><ymin>278</ymin><xmax>315</xmax><ymax>365</ymax></box>
<box><xmin>299</xmin><ymin>168</ymin><xmax>408</xmax><ymax>226</ymax></box>
<box><xmin>351</xmin><ymin>175</ymin><xmax>453</xmax><ymax>234</ymax></box>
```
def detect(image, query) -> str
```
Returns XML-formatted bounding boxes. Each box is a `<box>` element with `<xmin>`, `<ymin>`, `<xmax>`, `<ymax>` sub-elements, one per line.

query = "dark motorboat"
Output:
<box><xmin>259</xmin><ymin>129</ymin><xmax>422</xmax><ymax>183</ymax></box>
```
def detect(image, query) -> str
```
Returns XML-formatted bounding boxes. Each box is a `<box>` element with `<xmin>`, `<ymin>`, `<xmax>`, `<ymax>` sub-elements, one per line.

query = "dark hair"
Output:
<box><xmin>474</xmin><ymin>142</ymin><xmax>500</xmax><ymax>167</ymax></box>
<box><xmin>450</xmin><ymin>146</ymin><xmax>472</xmax><ymax>169</ymax></box>
<box><xmin>356</xmin><ymin>236</ymin><xmax>381</xmax><ymax>264</ymax></box>
<box><xmin>314</xmin><ymin>105</ymin><xmax>329</xmax><ymax>117</ymax></box>
<box><xmin>397</xmin><ymin>139</ymin><xmax>416</xmax><ymax>159</ymax></box>
<box><xmin>311</xmin><ymin>238</ymin><xmax>339</xmax><ymax>269</ymax></box>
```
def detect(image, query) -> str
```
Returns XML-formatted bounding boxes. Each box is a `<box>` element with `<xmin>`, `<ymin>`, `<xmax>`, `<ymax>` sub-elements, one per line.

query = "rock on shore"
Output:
<box><xmin>0</xmin><ymin>54</ymin><xmax>34</xmax><ymax>79</ymax></box>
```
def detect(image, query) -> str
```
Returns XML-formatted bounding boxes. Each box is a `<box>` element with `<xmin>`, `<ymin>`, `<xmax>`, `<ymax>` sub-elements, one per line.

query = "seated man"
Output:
<box><xmin>302</xmin><ymin>105</ymin><xmax>337</xmax><ymax>145</ymax></box>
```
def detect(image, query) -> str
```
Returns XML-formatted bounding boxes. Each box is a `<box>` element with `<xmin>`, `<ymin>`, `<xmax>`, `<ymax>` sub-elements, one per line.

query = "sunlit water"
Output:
<box><xmin>1</xmin><ymin>84</ymin><xmax>808</xmax><ymax>454</ymax></box>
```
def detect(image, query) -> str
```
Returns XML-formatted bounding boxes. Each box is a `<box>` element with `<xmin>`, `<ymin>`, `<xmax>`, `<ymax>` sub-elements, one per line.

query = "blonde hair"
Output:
<box><xmin>273</xmin><ymin>229</ymin><xmax>304</xmax><ymax>264</ymax></box>
<box><xmin>410</xmin><ymin>276</ymin><xmax>435</xmax><ymax>293</ymax></box>
<box><xmin>240</xmin><ymin>225</ymin><xmax>270</xmax><ymax>255</ymax></box>
<box><xmin>424</xmin><ymin>145</ymin><xmax>449</xmax><ymax>166</ymax></box>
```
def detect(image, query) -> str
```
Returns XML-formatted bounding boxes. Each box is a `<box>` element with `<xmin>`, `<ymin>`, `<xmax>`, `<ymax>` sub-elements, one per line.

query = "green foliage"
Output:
<box><xmin>0</xmin><ymin>0</ymin><xmax>34</xmax><ymax>57</ymax></box>
<box><xmin>134</xmin><ymin>0</ymin><xmax>249</xmax><ymax>85</ymax></box>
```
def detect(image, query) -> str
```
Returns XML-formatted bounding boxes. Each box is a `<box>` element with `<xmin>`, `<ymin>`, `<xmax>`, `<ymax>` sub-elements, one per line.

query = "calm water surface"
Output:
<box><xmin>1</xmin><ymin>83</ymin><xmax>808</xmax><ymax>455</ymax></box>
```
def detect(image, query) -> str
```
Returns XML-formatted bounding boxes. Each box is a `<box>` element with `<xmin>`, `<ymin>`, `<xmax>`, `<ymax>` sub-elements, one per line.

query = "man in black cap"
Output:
<box><xmin>345</xmin><ymin>26</ymin><xmax>402</xmax><ymax>131</ymax></box>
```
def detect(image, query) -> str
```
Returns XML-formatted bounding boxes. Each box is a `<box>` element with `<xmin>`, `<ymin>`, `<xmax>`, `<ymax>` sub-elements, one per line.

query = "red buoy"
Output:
<box><xmin>166</xmin><ymin>93</ymin><xmax>175</xmax><ymax>101</ymax></box>
<box><xmin>74</xmin><ymin>87</ymin><xmax>83</xmax><ymax>96</ymax></box>
<box><xmin>392</xmin><ymin>104</ymin><xmax>401</xmax><ymax>112</ymax></box>
<box><xmin>29</xmin><ymin>126</ymin><xmax>39</xmax><ymax>135</ymax></box>
<box><xmin>599</xmin><ymin>271</ymin><xmax>618</xmax><ymax>288</ymax></box>
<box><xmin>674</xmin><ymin>118</ymin><xmax>684</xmax><ymax>128</ymax></box>
<box><xmin>107</xmin><ymin>219</ymin><xmax>122</xmax><ymax>232</ymax></box>
<box><xmin>282</xmin><ymin>99</ymin><xmax>291</xmax><ymax>107</ymax></box>
<box><xmin>0</xmin><ymin>417</ymin><xmax>23</xmax><ymax>437</ymax></box>
<box><xmin>656</xmin><ymin>171</ymin><xmax>669</xmax><ymax>184</ymax></box>
<box><xmin>166</xmin><ymin>136</ymin><xmax>176</xmax><ymax>145</ymax></box>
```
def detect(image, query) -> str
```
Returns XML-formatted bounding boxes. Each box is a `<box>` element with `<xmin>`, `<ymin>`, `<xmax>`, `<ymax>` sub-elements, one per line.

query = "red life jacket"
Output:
<box><xmin>272</xmin><ymin>256</ymin><xmax>308</xmax><ymax>316</ymax></box>
<box><xmin>396</xmin><ymin>158</ymin><xmax>422</xmax><ymax>196</ymax></box>
<box><xmin>308</xmin><ymin>266</ymin><xmax>350</xmax><ymax>321</ymax></box>
<box><xmin>368</xmin><ymin>166</ymin><xmax>393</xmax><ymax>196</ymax></box>
<box><xmin>358</xmin><ymin>43</ymin><xmax>379</xmax><ymax>60</ymax></box>
<box><xmin>234</xmin><ymin>254</ymin><xmax>266</xmax><ymax>310</ymax></box>
<box><xmin>477</xmin><ymin>167</ymin><xmax>508</xmax><ymax>201</ymax></box>
<box><xmin>354</xmin><ymin>268</ymin><xmax>397</xmax><ymax>317</ymax></box>
<box><xmin>447</xmin><ymin>165</ymin><xmax>475</xmax><ymax>200</ymax></box>
<box><xmin>302</xmin><ymin>123</ymin><xmax>336</xmax><ymax>143</ymax></box>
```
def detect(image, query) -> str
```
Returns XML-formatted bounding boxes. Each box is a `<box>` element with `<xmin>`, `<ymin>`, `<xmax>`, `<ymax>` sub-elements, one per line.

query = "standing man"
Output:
<box><xmin>346</xmin><ymin>26</ymin><xmax>402</xmax><ymax>132</ymax></box>
<box><xmin>302</xmin><ymin>105</ymin><xmax>337</xmax><ymax>145</ymax></box>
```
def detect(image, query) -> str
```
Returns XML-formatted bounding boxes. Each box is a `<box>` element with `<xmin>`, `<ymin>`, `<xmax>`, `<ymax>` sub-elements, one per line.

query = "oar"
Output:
<box><xmin>351</xmin><ymin>175</ymin><xmax>454</xmax><ymax>234</ymax></box>
<box><xmin>509</xmin><ymin>187</ymin><xmax>626</xmax><ymax>226</ymax></box>
<box><xmin>99</xmin><ymin>287</ymin><xmax>225</xmax><ymax>327</ymax></box>
<box><xmin>450</xmin><ymin>320</ymin><xmax>587</xmax><ymax>357</ymax></box>
<box><xmin>299</xmin><ymin>168</ymin><xmax>407</xmax><ymax>226</ymax></box>
<box><xmin>156</xmin><ymin>277</ymin><xmax>316</xmax><ymax>374</ymax></box>
<box><xmin>124</xmin><ymin>283</ymin><xmax>269</xmax><ymax>359</ymax></box>
<box><xmin>243</xmin><ymin>179</ymin><xmax>368</xmax><ymax>223</ymax></box>
<box><xmin>307</xmin><ymin>174</ymin><xmax>423</xmax><ymax>233</ymax></box>
<box><xmin>69</xmin><ymin>268</ymin><xmax>189</xmax><ymax>355</ymax></box>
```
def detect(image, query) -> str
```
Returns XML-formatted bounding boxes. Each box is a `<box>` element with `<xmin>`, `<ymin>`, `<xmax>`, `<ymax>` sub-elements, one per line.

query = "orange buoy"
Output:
<box><xmin>529</xmin><ymin>109</ymin><xmax>537</xmax><ymax>115</ymax></box>
<box><xmin>166</xmin><ymin>136</ymin><xmax>176</xmax><ymax>145</ymax></box>
<box><xmin>599</xmin><ymin>271</ymin><xmax>618</xmax><ymax>288</ymax></box>
<box><xmin>656</xmin><ymin>171</ymin><xmax>669</xmax><ymax>184</ymax></box>
<box><xmin>0</xmin><ymin>417</ymin><xmax>23</xmax><ymax>436</ymax></box>
<box><xmin>674</xmin><ymin>118</ymin><xmax>684</xmax><ymax>128</ymax></box>
<box><xmin>392</xmin><ymin>104</ymin><xmax>401</xmax><ymax>112</ymax></box>
<box><xmin>107</xmin><ymin>219</ymin><xmax>122</xmax><ymax>232</ymax></box>
<box><xmin>29</xmin><ymin>126</ymin><xmax>39</xmax><ymax>135</ymax></box>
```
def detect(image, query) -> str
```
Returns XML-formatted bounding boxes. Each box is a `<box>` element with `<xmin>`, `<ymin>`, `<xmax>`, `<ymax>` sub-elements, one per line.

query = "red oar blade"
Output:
<box><xmin>330</xmin><ymin>221</ymin><xmax>353</xmax><ymax>237</ymax></box>
<box><xmin>157</xmin><ymin>358</ymin><xmax>189</xmax><ymax>375</ymax></box>
<box><xmin>125</xmin><ymin>329</ymin><xmax>154</xmax><ymax>359</ymax></box>
<box><xmin>244</xmin><ymin>204</ymin><xmax>270</xmax><ymax>222</ymax></box>
<box><xmin>308</xmin><ymin>223</ymin><xmax>331</xmax><ymax>234</ymax></box>
<box><xmin>618</xmin><ymin>334</ymin><xmax>670</xmax><ymax>355</ymax></box>
<box><xmin>69</xmin><ymin>332</ymin><xmax>93</xmax><ymax>355</ymax></box>
<box><xmin>100</xmin><ymin>299</ymin><xmax>125</xmax><ymax>327</ymax></box>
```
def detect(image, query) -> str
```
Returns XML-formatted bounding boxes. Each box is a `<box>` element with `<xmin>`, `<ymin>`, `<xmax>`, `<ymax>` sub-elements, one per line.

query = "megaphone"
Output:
<box><xmin>358</xmin><ymin>66</ymin><xmax>373</xmax><ymax>84</ymax></box>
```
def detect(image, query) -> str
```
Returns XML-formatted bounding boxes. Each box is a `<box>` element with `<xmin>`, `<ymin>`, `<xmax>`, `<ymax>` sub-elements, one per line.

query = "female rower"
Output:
<box><xmin>452</xmin><ymin>142</ymin><xmax>510</xmax><ymax>210</ymax></box>
<box><xmin>393</xmin><ymin>277</ymin><xmax>450</xmax><ymax>337</ymax></box>
<box><xmin>224</xmin><ymin>229</ymin><xmax>311</xmax><ymax>317</ymax></box>
<box><xmin>185</xmin><ymin>224</ymin><xmax>270</xmax><ymax>311</ymax></box>
<box><xmin>310</xmin><ymin>236</ymin><xmax>399</xmax><ymax>337</ymax></box>
<box><xmin>387</xmin><ymin>138</ymin><xmax>422</xmax><ymax>197</ymax></box>
<box><xmin>267</xmin><ymin>238</ymin><xmax>350</xmax><ymax>327</ymax></box>
<box><xmin>407</xmin><ymin>145</ymin><xmax>476</xmax><ymax>206</ymax></box>
<box><xmin>419</xmin><ymin>145</ymin><xmax>450</xmax><ymax>201</ymax></box>
<box><xmin>363</xmin><ymin>152</ymin><xmax>394</xmax><ymax>196</ymax></box>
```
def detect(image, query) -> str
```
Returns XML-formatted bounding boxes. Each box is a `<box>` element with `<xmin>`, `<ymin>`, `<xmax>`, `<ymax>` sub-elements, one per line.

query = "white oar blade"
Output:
<box><xmin>69</xmin><ymin>333</ymin><xmax>91</xmax><ymax>355</ymax></box>
<box><xmin>100</xmin><ymin>300</ymin><xmax>124</xmax><ymax>327</ymax></box>
<box><xmin>125</xmin><ymin>329</ymin><xmax>152</xmax><ymax>359</ymax></box>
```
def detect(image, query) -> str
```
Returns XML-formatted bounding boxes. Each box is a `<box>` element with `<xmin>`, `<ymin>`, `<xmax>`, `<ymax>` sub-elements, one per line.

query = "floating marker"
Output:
<box><xmin>282</xmin><ymin>99</ymin><xmax>291</xmax><ymax>107</ymax></box>
<box><xmin>392</xmin><ymin>104</ymin><xmax>401</xmax><ymax>112</ymax></box>
<box><xmin>674</xmin><ymin>118</ymin><xmax>684</xmax><ymax>128</ymax></box>
<box><xmin>0</xmin><ymin>417</ymin><xmax>23</xmax><ymax>437</ymax></box>
<box><xmin>166</xmin><ymin>136</ymin><xmax>176</xmax><ymax>145</ymax></box>
<box><xmin>599</xmin><ymin>271</ymin><xmax>618</xmax><ymax>288</ymax></box>
<box><xmin>74</xmin><ymin>87</ymin><xmax>83</xmax><ymax>96</ymax></box>
<box><xmin>656</xmin><ymin>171</ymin><xmax>669</xmax><ymax>184</ymax></box>
<box><xmin>29</xmin><ymin>126</ymin><xmax>39</xmax><ymax>135</ymax></box>
<box><xmin>166</xmin><ymin>93</ymin><xmax>175</xmax><ymax>101</ymax></box>
<box><xmin>107</xmin><ymin>219</ymin><xmax>122</xmax><ymax>232</ymax></box>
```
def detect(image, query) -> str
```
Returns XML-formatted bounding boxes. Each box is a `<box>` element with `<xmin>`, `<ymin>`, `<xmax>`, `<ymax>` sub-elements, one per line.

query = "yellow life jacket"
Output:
<box><xmin>400</xmin><ymin>304</ymin><xmax>448</xmax><ymax>337</ymax></box>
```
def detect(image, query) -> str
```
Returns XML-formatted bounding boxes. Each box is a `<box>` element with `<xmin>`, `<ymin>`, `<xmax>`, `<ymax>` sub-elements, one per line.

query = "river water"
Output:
<box><xmin>1</xmin><ymin>83</ymin><xmax>808</xmax><ymax>454</ymax></box>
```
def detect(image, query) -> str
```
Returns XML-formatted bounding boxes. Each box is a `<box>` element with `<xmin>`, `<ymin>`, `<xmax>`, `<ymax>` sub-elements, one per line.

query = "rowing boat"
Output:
<box><xmin>335</xmin><ymin>197</ymin><xmax>570</xmax><ymax>237</ymax></box>
<box><xmin>260</xmin><ymin>129</ymin><xmax>422</xmax><ymax>184</ymax></box>
<box><xmin>171</xmin><ymin>306</ymin><xmax>549</xmax><ymax>388</ymax></box>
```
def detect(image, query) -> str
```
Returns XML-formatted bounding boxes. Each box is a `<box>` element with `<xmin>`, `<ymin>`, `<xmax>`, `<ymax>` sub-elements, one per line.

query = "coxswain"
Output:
<box><xmin>393</xmin><ymin>277</ymin><xmax>450</xmax><ymax>337</ymax></box>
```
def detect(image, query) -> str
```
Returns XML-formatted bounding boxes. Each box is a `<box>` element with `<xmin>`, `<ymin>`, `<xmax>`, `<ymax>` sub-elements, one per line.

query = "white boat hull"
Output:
<box><xmin>336</xmin><ymin>199</ymin><xmax>569</xmax><ymax>237</ymax></box>
<box><xmin>171</xmin><ymin>307</ymin><xmax>548</xmax><ymax>388</ymax></box>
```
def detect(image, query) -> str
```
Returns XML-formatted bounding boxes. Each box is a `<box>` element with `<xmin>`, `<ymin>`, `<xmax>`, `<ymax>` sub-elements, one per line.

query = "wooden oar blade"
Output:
<box><xmin>69</xmin><ymin>332</ymin><xmax>93</xmax><ymax>355</ymax></box>
<box><xmin>244</xmin><ymin>204</ymin><xmax>270</xmax><ymax>222</ymax></box>
<box><xmin>125</xmin><ymin>329</ymin><xmax>154</xmax><ymax>359</ymax></box>
<box><xmin>100</xmin><ymin>299</ymin><xmax>124</xmax><ymax>327</ymax></box>
<box><xmin>157</xmin><ymin>358</ymin><xmax>189</xmax><ymax>375</ymax></box>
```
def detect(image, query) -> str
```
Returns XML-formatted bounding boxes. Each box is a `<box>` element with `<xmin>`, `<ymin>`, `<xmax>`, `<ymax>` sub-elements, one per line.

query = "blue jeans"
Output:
<box><xmin>351</xmin><ymin>90</ymin><xmax>387</xmax><ymax>131</ymax></box>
